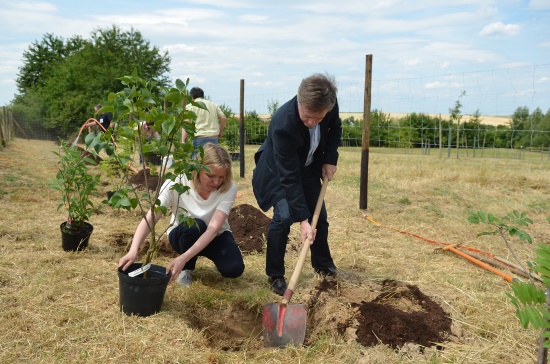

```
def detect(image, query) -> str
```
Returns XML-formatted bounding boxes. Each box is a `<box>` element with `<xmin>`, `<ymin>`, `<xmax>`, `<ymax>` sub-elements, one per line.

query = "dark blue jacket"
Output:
<box><xmin>252</xmin><ymin>96</ymin><xmax>342</xmax><ymax>222</ymax></box>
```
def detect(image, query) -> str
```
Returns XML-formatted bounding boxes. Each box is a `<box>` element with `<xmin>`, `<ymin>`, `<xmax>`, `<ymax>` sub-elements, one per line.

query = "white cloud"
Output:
<box><xmin>239</xmin><ymin>14</ymin><xmax>269</xmax><ymax>24</ymax></box>
<box><xmin>404</xmin><ymin>59</ymin><xmax>420</xmax><ymax>66</ymax></box>
<box><xmin>425</xmin><ymin>81</ymin><xmax>445</xmax><ymax>89</ymax></box>
<box><xmin>10</xmin><ymin>1</ymin><xmax>57</xmax><ymax>12</ymax></box>
<box><xmin>479</xmin><ymin>22</ymin><xmax>521</xmax><ymax>37</ymax></box>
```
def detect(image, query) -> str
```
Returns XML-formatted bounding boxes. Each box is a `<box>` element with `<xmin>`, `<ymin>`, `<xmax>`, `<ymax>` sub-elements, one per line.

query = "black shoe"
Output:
<box><xmin>314</xmin><ymin>266</ymin><xmax>338</xmax><ymax>277</ymax></box>
<box><xmin>268</xmin><ymin>276</ymin><xmax>287</xmax><ymax>296</ymax></box>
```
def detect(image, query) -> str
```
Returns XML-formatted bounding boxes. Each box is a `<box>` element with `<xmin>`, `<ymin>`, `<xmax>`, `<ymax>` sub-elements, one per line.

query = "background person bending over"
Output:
<box><xmin>182</xmin><ymin>87</ymin><xmax>227</xmax><ymax>153</ymax></box>
<box><xmin>118</xmin><ymin>143</ymin><xmax>245</xmax><ymax>286</ymax></box>
<box><xmin>252</xmin><ymin>73</ymin><xmax>342</xmax><ymax>296</ymax></box>
<box><xmin>84</xmin><ymin>104</ymin><xmax>113</xmax><ymax>132</ymax></box>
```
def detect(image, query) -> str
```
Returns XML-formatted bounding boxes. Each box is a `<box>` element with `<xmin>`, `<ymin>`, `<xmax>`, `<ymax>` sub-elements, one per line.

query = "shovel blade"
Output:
<box><xmin>263</xmin><ymin>303</ymin><xmax>307</xmax><ymax>347</ymax></box>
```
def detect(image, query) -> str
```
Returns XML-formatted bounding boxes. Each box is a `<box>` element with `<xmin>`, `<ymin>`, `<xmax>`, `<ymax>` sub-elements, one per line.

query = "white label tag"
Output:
<box><xmin>128</xmin><ymin>263</ymin><xmax>151</xmax><ymax>277</ymax></box>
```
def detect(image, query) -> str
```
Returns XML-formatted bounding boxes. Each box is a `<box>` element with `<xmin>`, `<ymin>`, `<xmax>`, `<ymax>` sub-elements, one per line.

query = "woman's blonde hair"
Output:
<box><xmin>191</xmin><ymin>143</ymin><xmax>233</xmax><ymax>193</ymax></box>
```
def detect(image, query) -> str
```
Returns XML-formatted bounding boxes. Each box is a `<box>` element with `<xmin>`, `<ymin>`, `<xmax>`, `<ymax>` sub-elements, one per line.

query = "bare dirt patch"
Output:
<box><xmin>229</xmin><ymin>203</ymin><xmax>270</xmax><ymax>253</ymax></box>
<box><xmin>182</xmin><ymin>301</ymin><xmax>264</xmax><ymax>351</ymax></box>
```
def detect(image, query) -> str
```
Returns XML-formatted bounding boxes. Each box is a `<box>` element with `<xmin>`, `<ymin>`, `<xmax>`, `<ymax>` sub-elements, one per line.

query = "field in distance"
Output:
<box><xmin>340</xmin><ymin>112</ymin><xmax>510</xmax><ymax>127</ymax></box>
<box><xmin>258</xmin><ymin>112</ymin><xmax>511</xmax><ymax>127</ymax></box>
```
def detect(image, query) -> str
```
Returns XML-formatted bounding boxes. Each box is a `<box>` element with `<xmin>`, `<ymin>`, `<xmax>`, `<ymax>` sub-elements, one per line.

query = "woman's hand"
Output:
<box><xmin>166</xmin><ymin>255</ymin><xmax>189</xmax><ymax>284</ymax></box>
<box><xmin>118</xmin><ymin>251</ymin><xmax>138</xmax><ymax>271</ymax></box>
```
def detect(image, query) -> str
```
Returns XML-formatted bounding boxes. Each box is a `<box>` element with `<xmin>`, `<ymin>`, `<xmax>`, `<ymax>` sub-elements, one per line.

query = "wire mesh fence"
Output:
<box><xmin>7</xmin><ymin>63</ymin><xmax>550</xmax><ymax>161</ymax></box>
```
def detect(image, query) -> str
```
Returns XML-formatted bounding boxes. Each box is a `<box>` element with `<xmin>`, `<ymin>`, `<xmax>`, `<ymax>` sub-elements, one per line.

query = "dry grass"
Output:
<box><xmin>1</xmin><ymin>138</ymin><xmax>549</xmax><ymax>363</ymax></box>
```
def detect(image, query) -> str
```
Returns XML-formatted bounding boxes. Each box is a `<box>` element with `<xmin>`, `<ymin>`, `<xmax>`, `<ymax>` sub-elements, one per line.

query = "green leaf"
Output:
<box><xmin>175</xmin><ymin>78</ymin><xmax>185</xmax><ymax>91</ymax></box>
<box><xmin>517</xmin><ymin>309</ymin><xmax>529</xmax><ymax>328</ymax></box>
<box><xmin>467</xmin><ymin>212</ymin><xmax>480</xmax><ymax>224</ymax></box>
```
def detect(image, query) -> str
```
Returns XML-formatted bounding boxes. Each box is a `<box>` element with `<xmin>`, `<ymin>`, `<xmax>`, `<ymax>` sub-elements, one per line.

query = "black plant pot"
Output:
<box><xmin>143</xmin><ymin>153</ymin><xmax>162</xmax><ymax>166</ymax></box>
<box><xmin>60</xmin><ymin>221</ymin><xmax>93</xmax><ymax>251</ymax></box>
<box><xmin>118</xmin><ymin>263</ymin><xmax>171</xmax><ymax>317</ymax></box>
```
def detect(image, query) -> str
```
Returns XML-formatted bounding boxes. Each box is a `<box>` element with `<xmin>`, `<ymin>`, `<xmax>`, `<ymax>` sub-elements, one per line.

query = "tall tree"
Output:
<box><xmin>511</xmin><ymin>106</ymin><xmax>530</xmax><ymax>131</ymax></box>
<box><xmin>16</xmin><ymin>33</ymin><xmax>86</xmax><ymax>93</ymax></box>
<box><xmin>13</xmin><ymin>26</ymin><xmax>171</xmax><ymax>136</ymax></box>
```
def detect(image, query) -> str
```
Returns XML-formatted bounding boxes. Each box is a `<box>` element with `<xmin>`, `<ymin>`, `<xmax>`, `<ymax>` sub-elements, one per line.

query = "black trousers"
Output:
<box><xmin>265</xmin><ymin>172</ymin><xmax>334</xmax><ymax>277</ymax></box>
<box><xmin>169</xmin><ymin>219</ymin><xmax>245</xmax><ymax>278</ymax></box>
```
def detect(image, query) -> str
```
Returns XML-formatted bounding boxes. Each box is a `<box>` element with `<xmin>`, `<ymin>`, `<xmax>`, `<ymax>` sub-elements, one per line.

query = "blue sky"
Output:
<box><xmin>1</xmin><ymin>0</ymin><xmax>549</xmax><ymax>116</ymax></box>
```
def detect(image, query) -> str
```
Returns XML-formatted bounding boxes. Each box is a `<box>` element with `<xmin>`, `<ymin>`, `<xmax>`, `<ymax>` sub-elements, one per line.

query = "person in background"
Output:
<box><xmin>118</xmin><ymin>143</ymin><xmax>244</xmax><ymax>286</ymax></box>
<box><xmin>182</xmin><ymin>87</ymin><xmax>227</xmax><ymax>153</ymax></box>
<box><xmin>252</xmin><ymin>73</ymin><xmax>342</xmax><ymax>296</ymax></box>
<box><xmin>84</xmin><ymin>104</ymin><xmax>113</xmax><ymax>132</ymax></box>
<box><xmin>138</xmin><ymin>120</ymin><xmax>162</xmax><ymax>165</ymax></box>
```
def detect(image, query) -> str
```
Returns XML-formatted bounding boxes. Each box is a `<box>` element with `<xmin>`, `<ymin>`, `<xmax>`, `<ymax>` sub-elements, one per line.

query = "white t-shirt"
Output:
<box><xmin>158</xmin><ymin>174</ymin><xmax>237</xmax><ymax>235</ymax></box>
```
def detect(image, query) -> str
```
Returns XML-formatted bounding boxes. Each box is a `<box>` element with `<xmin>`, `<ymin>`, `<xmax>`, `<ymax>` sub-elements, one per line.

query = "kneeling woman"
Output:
<box><xmin>119</xmin><ymin>143</ymin><xmax>245</xmax><ymax>286</ymax></box>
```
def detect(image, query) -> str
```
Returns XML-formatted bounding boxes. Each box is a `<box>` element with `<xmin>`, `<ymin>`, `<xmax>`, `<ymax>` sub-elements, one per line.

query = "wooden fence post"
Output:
<box><xmin>359</xmin><ymin>54</ymin><xmax>372</xmax><ymax>210</ymax></box>
<box><xmin>239</xmin><ymin>79</ymin><xmax>245</xmax><ymax>178</ymax></box>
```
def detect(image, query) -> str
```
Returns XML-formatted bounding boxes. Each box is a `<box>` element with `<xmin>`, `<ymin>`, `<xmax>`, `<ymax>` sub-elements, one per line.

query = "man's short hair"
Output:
<box><xmin>297</xmin><ymin>73</ymin><xmax>338</xmax><ymax>112</ymax></box>
<box><xmin>190</xmin><ymin>87</ymin><xmax>205</xmax><ymax>99</ymax></box>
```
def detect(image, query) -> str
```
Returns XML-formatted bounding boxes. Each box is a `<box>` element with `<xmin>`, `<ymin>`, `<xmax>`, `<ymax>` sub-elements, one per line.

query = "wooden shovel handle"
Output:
<box><xmin>282</xmin><ymin>175</ymin><xmax>329</xmax><ymax>305</ymax></box>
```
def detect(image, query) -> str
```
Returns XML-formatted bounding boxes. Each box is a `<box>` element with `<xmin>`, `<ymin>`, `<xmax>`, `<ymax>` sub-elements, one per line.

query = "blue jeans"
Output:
<box><xmin>169</xmin><ymin>219</ymin><xmax>245</xmax><ymax>278</ymax></box>
<box><xmin>265</xmin><ymin>177</ymin><xmax>334</xmax><ymax>277</ymax></box>
<box><xmin>192</xmin><ymin>137</ymin><xmax>219</xmax><ymax>158</ymax></box>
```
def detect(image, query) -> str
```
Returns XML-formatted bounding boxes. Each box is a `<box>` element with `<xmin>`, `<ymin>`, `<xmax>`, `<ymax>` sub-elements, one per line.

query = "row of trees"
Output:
<box><xmin>219</xmin><ymin>104</ymin><xmax>550</xmax><ymax>152</ymax></box>
<box><xmin>341</xmin><ymin>107</ymin><xmax>550</xmax><ymax>150</ymax></box>
<box><xmin>11</xmin><ymin>26</ymin><xmax>171</xmax><ymax>139</ymax></box>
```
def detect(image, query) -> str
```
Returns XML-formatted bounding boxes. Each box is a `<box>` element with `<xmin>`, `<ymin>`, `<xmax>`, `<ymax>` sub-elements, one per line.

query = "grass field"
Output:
<box><xmin>1</xmin><ymin>138</ymin><xmax>549</xmax><ymax>363</ymax></box>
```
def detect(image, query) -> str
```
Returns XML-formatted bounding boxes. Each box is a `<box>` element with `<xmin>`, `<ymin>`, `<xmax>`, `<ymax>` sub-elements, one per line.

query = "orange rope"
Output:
<box><xmin>362</xmin><ymin>213</ymin><xmax>518</xmax><ymax>270</ymax></box>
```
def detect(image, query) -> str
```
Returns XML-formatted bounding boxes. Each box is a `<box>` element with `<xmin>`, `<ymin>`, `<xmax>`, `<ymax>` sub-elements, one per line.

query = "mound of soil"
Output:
<box><xmin>129</xmin><ymin>169</ymin><xmax>162</xmax><ymax>191</ymax></box>
<box><xmin>229</xmin><ymin>204</ymin><xmax>270</xmax><ymax>253</ymax></box>
<box><xmin>307</xmin><ymin>278</ymin><xmax>454</xmax><ymax>351</ymax></box>
<box><xmin>351</xmin><ymin>279</ymin><xmax>452</xmax><ymax>349</ymax></box>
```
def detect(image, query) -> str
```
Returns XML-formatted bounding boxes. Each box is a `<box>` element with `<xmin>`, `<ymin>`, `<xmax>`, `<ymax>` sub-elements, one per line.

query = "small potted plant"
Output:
<box><xmin>87</xmin><ymin>70</ymin><xmax>204</xmax><ymax>316</ymax></box>
<box><xmin>49</xmin><ymin>141</ymin><xmax>101</xmax><ymax>251</ymax></box>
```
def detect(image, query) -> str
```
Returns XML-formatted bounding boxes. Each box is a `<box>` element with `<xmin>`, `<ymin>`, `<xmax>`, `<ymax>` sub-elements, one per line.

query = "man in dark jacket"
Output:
<box><xmin>252</xmin><ymin>73</ymin><xmax>342</xmax><ymax>296</ymax></box>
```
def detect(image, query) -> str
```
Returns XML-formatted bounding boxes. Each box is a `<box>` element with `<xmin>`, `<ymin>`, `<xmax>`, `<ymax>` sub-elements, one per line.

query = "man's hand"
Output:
<box><xmin>322</xmin><ymin>164</ymin><xmax>337</xmax><ymax>181</ymax></box>
<box><xmin>300</xmin><ymin>220</ymin><xmax>317</xmax><ymax>245</ymax></box>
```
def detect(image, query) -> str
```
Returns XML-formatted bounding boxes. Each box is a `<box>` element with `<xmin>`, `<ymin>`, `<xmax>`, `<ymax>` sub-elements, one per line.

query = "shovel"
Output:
<box><xmin>263</xmin><ymin>175</ymin><xmax>329</xmax><ymax>347</ymax></box>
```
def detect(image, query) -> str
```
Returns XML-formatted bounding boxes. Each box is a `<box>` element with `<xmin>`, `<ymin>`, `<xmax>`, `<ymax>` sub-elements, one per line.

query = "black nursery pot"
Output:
<box><xmin>60</xmin><ymin>221</ymin><xmax>93</xmax><ymax>252</ymax></box>
<box><xmin>143</xmin><ymin>153</ymin><xmax>162</xmax><ymax>166</ymax></box>
<box><xmin>118</xmin><ymin>263</ymin><xmax>171</xmax><ymax>317</ymax></box>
